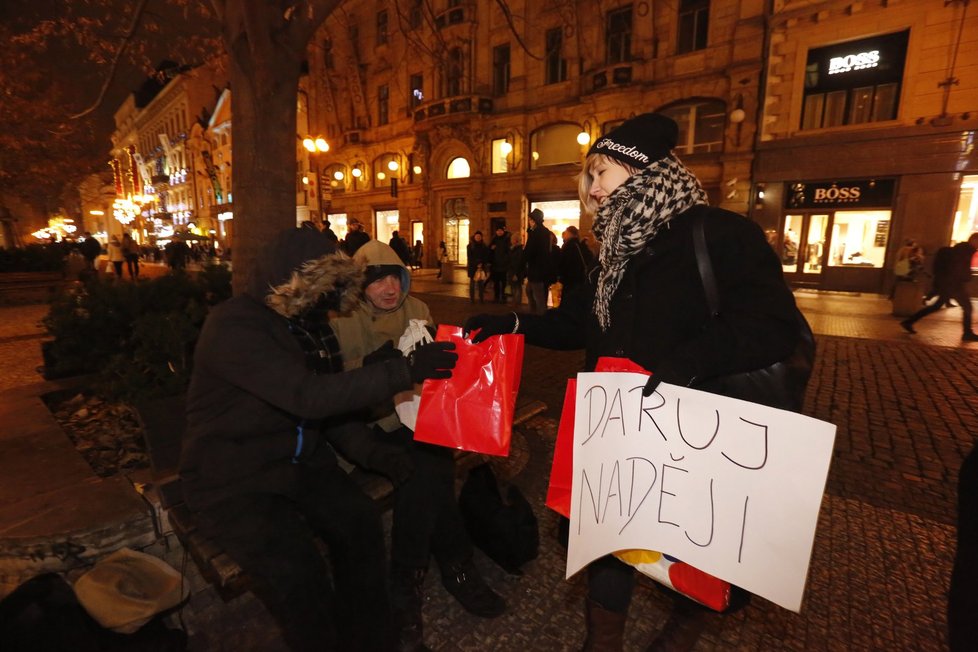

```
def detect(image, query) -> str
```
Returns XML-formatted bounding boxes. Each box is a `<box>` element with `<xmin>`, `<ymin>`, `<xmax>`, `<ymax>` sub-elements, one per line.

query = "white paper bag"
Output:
<box><xmin>393</xmin><ymin>319</ymin><xmax>433</xmax><ymax>430</ymax></box>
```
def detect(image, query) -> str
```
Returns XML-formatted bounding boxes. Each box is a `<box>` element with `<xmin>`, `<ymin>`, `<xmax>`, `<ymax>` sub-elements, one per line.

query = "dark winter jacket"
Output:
<box><xmin>466</xmin><ymin>240</ymin><xmax>491</xmax><ymax>278</ymax></box>
<box><xmin>180</xmin><ymin>229</ymin><xmax>414</xmax><ymax>511</ymax></box>
<box><xmin>522</xmin><ymin>225</ymin><xmax>557</xmax><ymax>283</ymax></box>
<box><xmin>490</xmin><ymin>233</ymin><xmax>511</xmax><ymax>275</ymax></box>
<box><xmin>558</xmin><ymin>238</ymin><xmax>594</xmax><ymax>290</ymax></box>
<box><xmin>519</xmin><ymin>206</ymin><xmax>799</xmax><ymax>385</ymax></box>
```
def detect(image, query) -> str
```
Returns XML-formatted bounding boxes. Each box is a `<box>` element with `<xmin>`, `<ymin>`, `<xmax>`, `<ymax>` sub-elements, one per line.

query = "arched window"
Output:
<box><xmin>324</xmin><ymin>163</ymin><xmax>348</xmax><ymax>194</ymax></box>
<box><xmin>529</xmin><ymin>123</ymin><xmax>584</xmax><ymax>170</ymax></box>
<box><xmin>660</xmin><ymin>99</ymin><xmax>725</xmax><ymax>154</ymax></box>
<box><xmin>372</xmin><ymin>153</ymin><xmax>401</xmax><ymax>188</ymax></box>
<box><xmin>446</xmin><ymin>157</ymin><xmax>471</xmax><ymax>179</ymax></box>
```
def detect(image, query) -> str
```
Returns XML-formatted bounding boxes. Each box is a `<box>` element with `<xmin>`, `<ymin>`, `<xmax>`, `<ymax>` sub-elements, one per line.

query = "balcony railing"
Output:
<box><xmin>413</xmin><ymin>94</ymin><xmax>493</xmax><ymax>125</ymax></box>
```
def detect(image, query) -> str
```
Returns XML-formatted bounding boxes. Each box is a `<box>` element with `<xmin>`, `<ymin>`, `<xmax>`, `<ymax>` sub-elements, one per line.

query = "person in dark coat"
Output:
<box><xmin>79</xmin><ymin>232</ymin><xmax>102</xmax><ymax>271</ymax></box>
<box><xmin>557</xmin><ymin>225</ymin><xmax>594</xmax><ymax>292</ymax></box>
<box><xmin>521</xmin><ymin>210</ymin><xmax>558</xmax><ymax>314</ymax></box>
<box><xmin>901</xmin><ymin>233</ymin><xmax>978</xmax><ymax>341</ymax></box>
<box><xmin>466</xmin><ymin>231</ymin><xmax>491</xmax><ymax>303</ymax></box>
<box><xmin>489</xmin><ymin>226</ymin><xmax>511</xmax><ymax>303</ymax></box>
<box><xmin>342</xmin><ymin>217</ymin><xmax>371</xmax><ymax>256</ymax></box>
<box><xmin>389</xmin><ymin>230</ymin><xmax>412</xmax><ymax>266</ymax></box>
<box><xmin>180</xmin><ymin>227</ymin><xmax>458</xmax><ymax>652</ymax></box>
<box><xmin>465</xmin><ymin>113</ymin><xmax>802</xmax><ymax>651</ymax></box>
<box><xmin>507</xmin><ymin>232</ymin><xmax>526</xmax><ymax>307</ymax></box>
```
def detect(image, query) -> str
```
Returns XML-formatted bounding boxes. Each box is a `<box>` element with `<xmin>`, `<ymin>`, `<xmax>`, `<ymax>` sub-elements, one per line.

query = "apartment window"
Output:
<box><xmin>660</xmin><ymin>99</ymin><xmax>725</xmax><ymax>154</ymax></box>
<box><xmin>677</xmin><ymin>0</ymin><xmax>709</xmax><ymax>54</ymax></box>
<box><xmin>409</xmin><ymin>73</ymin><xmax>424</xmax><ymax>109</ymax></box>
<box><xmin>800</xmin><ymin>31</ymin><xmax>908</xmax><ymax>130</ymax></box>
<box><xmin>605</xmin><ymin>6</ymin><xmax>632</xmax><ymax>65</ymax></box>
<box><xmin>545</xmin><ymin>28</ymin><xmax>567</xmax><ymax>84</ymax></box>
<box><xmin>493</xmin><ymin>44</ymin><xmax>511</xmax><ymax>96</ymax></box>
<box><xmin>376</xmin><ymin>10</ymin><xmax>388</xmax><ymax>45</ymax></box>
<box><xmin>377</xmin><ymin>84</ymin><xmax>389</xmax><ymax>126</ymax></box>
<box><xmin>445</xmin><ymin>47</ymin><xmax>465</xmax><ymax>97</ymax></box>
<box><xmin>530</xmin><ymin>123</ymin><xmax>583</xmax><ymax>170</ymax></box>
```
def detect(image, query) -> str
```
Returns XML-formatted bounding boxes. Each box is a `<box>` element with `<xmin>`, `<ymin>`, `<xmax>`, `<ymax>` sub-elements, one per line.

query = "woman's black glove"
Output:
<box><xmin>407</xmin><ymin>341</ymin><xmax>458</xmax><ymax>383</ymax></box>
<box><xmin>363</xmin><ymin>340</ymin><xmax>402</xmax><ymax>366</ymax></box>
<box><xmin>642</xmin><ymin>361</ymin><xmax>691</xmax><ymax>396</ymax></box>
<box><xmin>463</xmin><ymin>313</ymin><xmax>517</xmax><ymax>344</ymax></box>
<box><xmin>367</xmin><ymin>442</ymin><xmax>414</xmax><ymax>486</ymax></box>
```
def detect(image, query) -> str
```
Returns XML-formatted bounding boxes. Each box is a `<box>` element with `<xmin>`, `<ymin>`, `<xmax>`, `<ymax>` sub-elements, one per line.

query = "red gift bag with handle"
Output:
<box><xmin>546</xmin><ymin>357</ymin><xmax>648</xmax><ymax>517</ymax></box>
<box><xmin>413</xmin><ymin>324</ymin><xmax>524</xmax><ymax>456</ymax></box>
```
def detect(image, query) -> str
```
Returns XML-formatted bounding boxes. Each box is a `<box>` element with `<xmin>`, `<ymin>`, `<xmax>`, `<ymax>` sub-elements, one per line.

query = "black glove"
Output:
<box><xmin>463</xmin><ymin>313</ymin><xmax>517</xmax><ymax>344</ymax></box>
<box><xmin>363</xmin><ymin>340</ymin><xmax>402</xmax><ymax>366</ymax></box>
<box><xmin>407</xmin><ymin>341</ymin><xmax>458</xmax><ymax>383</ymax></box>
<box><xmin>367</xmin><ymin>442</ymin><xmax>414</xmax><ymax>486</ymax></box>
<box><xmin>642</xmin><ymin>361</ymin><xmax>690</xmax><ymax>397</ymax></box>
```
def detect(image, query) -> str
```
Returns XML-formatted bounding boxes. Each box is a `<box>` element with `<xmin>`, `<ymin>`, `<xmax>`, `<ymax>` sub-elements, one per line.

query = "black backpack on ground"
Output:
<box><xmin>0</xmin><ymin>573</ymin><xmax>186</xmax><ymax>652</ymax></box>
<box><xmin>459</xmin><ymin>463</ymin><xmax>539</xmax><ymax>575</ymax></box>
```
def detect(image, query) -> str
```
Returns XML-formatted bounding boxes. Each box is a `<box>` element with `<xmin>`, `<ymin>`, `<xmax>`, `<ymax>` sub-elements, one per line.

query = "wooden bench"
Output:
<box><xmin>135</xmin><ymin>394</ymin><xmax>547</xmax><ymax>600</ymax></box>
<box><xmin>0</xmin><ymin>271</ymin><xmax>68</xmax><ymax>304</ymax></box>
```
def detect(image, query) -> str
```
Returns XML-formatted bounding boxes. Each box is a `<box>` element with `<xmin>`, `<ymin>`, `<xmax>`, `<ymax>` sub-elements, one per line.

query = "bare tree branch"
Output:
<box><xmin>67</xmin><ymin>0</ymin><xmax>150</xmax><ymax>120</ymax></box>
<box><xmin>494</xmin><ymin>0</ymin><xmax>542</xmax><ymax>61</ymax></box>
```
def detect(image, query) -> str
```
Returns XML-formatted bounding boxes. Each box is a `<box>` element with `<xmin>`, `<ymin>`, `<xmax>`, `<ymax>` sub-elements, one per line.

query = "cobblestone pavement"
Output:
<box><xmin>2</xmin><ymin>272</ymin><xmax>976</xmax><ymax>651</ymax></box>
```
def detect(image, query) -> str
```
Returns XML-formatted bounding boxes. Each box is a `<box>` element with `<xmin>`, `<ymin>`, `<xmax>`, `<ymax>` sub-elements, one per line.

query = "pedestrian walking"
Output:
<box><xmin>521</xmin><ymin>209</ymin><xmax>558</xmax><ymax>314</ymax></box>
<box><xmin>107</xmin><ymin>235</ymin><xmax>124</xmax><ymax>278</ymax></box>
<box><xmin>122</xmin><ymin>232</ymin><xmax>140</xmax><ymax>279</ymax></box>
<box><xmin>464</xmin><ymin>112</ymin><xmax>803</xmax><ymax>650</ymax></box>
<box><xmin>80</xmin><ymin>232</ymin><xmax>101</xmax><ymax>271</ymax></box>
<box><xmin>489</xmin><ymin>226</ymin><xmax>510</xmax><ymax>303</ymax></box>
<box><xmin>901</xmin><ymin>233</ymin><xmax>978</xmax><ymax>342</ymax></box>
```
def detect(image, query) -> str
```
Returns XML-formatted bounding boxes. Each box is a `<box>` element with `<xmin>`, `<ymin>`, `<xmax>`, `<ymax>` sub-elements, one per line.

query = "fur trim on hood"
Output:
<box><xmin>265</xmin><ymin>253</ymin><xmax>365</xmax><ymax>318</ymax></box>
<box><xmin>249</xmin><ymin>228</ymin><xmax>364</xmax><ymax>318</ymax></box>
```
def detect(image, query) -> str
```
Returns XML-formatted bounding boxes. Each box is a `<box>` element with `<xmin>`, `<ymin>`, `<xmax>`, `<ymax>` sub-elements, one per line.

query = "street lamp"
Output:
<box><xmin>302</xmin><ymin>136</ymin><xmax>330</xmax><ymax>222</ymax></box>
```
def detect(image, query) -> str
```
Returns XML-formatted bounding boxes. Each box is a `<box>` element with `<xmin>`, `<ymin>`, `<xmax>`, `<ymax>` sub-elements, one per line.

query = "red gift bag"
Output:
<box><xmin>546</xmin><ymin>358</ymin><xmax>648</xmax><ymax>517</ymax></box>
<box><xmin>545</xmin><ymin>379</ymin><xmax>576</xmax><ymax>518</ymax></box>
<box><xmin>413</xmin><ymin>324</ymin><xmax>525</xmax><ymax>456</ymax></box>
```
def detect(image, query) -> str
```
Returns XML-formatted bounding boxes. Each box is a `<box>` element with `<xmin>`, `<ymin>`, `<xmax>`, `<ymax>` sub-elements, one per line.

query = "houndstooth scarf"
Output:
<box><xmin>591</xmin><ymin>155</ymin><xmax>708</xmax><ymax>331</ymax></box>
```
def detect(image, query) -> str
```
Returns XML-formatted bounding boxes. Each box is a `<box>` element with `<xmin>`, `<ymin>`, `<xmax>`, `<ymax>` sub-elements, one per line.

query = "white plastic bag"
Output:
<box><xmin>393</xmin><ymin>319</ymin><xmax>433</xmax><ymax>430</ymax></box>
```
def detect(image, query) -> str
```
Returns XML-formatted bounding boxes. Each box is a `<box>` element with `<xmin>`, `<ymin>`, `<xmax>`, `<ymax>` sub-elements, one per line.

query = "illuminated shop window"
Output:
<box><xmin>801</xmin><ymin>31</ymin><xmax>907</xmax><ymax>130</ymax></box>
<box><xmin>530</xmin><ymin>123</ymin><xmax>583</xmax><ymax>170</ymax></box>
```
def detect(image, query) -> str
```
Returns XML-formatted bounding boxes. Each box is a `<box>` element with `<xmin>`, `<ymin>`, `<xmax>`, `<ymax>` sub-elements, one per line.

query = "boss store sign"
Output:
<box><xmin>785</xmin><ymin>179</ymin><xmax>896</xmax><ymax>210</ymax></box>
<box><xmin>805</xmin><ymin>31</ymin><xmax>908</xmax><ymax>92</ymax></box>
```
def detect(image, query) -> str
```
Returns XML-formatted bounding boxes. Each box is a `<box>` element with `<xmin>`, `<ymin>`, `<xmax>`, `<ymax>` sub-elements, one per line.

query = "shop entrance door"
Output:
<box><xmin>779</xmin><ymin>213</ymin><xmax>829</xmax><ymax>285</ymax></box>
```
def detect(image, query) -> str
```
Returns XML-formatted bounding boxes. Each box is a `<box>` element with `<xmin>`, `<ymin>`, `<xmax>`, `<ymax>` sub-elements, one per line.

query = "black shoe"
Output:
<box><xmin>439</xmin><ymin>559</ymin><xmax>505</xmax><ymax>617</ymax></box>
<box><xmin>963</xmin><ymin>332</ymin><xmax>978</xmax><ymax>342</ymax></box>
<box><xmin>900</xmin><ymin>319</ymin><xmax>916</xmax><ymax>334</ymax></box>
<box><xmin>392</xmin><ymin>565</ymin><xmax>429</xmax><ymax>652</ymax></box>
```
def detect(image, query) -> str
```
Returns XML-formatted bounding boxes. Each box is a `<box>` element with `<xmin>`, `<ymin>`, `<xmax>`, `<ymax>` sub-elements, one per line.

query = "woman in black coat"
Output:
<box><xmin>466</xmin><ymin>113</ymin><xmax>802</xmax><ymax>650</ymax></box>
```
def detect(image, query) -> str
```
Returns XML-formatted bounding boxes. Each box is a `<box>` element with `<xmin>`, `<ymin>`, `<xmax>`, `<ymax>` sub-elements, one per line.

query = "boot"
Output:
<box><xmin>439</xmin><ymin>557</ymin><xmax>505</xmax><ymax>617</ymax></box>
<box><xmin>644</xmin><ymin>598</ymin><xmax>709</xmax><ymax>652</ymax></box>
<box><xmin>582</xmin><ymin>598</ymin><xmax>626</xmax><ymax>651</ymax></box>
<box><xmin>391</xmin><ymin>564</ymin><xmax>431</xmax><ymax>652</ymax></box>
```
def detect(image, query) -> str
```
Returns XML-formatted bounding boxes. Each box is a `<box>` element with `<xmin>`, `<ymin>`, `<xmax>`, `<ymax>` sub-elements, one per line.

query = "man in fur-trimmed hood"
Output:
<box><xmin>180</xmin><ymin>227</ymin><xmax>457</xmax><ymax>651</ymax></box>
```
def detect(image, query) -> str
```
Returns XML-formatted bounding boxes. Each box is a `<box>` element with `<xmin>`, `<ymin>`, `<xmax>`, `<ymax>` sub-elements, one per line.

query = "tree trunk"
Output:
<box><xmin>221</xmin><ymin>0</ymin><xmax>339</xmax><ymax>294</ymax></box>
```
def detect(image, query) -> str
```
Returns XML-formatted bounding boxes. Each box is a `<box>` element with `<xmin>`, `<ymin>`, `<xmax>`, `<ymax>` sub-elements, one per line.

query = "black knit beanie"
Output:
<box><xmin>587</xmin><ymin>113</ymin><xmax>679</xmax><ymax>168</ymax></box>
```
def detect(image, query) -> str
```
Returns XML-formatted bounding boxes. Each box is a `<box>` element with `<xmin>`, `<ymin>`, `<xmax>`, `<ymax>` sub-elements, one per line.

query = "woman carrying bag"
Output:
<box><xmin>465</xmin><ymin>113</ymin><xmax>806</xmax><ymax>650</ymax></box>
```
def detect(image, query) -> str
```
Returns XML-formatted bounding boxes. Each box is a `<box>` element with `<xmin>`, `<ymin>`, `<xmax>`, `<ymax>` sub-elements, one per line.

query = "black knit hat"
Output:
<box><xmin>587</xmin><ymin>113</ymin><xmax>679</xmax><ymax>168</ymax></box>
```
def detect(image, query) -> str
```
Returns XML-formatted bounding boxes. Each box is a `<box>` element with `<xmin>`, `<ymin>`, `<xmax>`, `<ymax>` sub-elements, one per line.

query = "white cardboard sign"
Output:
<box><xmin>567</xmin><ymin>372</ymin><xmax>836</xmax><ymax>612</ymax></box>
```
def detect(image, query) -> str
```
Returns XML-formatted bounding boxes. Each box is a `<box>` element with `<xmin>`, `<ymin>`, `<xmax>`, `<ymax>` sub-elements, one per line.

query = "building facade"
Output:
<box><xmin>307</xmin><ymin>0</ymin><xmax>766</xmax><ymax>266</ymax></box>
<box><xmin>108</xmin><ymin>62</ymin><xmax>226</xmax><ymax>247</ymax></box>
<box><xmin>753</xmin><ymin>0</ymin><xmax>977</xmax><ymax>292</ymax></box>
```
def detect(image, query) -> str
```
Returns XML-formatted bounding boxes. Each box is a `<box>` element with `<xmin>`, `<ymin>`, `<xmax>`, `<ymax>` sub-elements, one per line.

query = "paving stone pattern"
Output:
<box><xmin>2</xmin><ymin>277</ymin><xmax>976</xmax><ymax>651</ymax></box>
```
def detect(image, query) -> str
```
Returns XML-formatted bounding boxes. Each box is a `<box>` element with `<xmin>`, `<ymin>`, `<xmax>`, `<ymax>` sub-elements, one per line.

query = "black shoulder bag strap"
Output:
<box><xmin>691</xmin><ymin>207</ymin><xmax>721</xmax><ymax>318</ymax></box>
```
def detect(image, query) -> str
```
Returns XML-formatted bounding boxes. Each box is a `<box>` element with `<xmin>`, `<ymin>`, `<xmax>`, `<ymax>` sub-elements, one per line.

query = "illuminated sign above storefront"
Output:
<box><xmin>785</xmin><ymin>178</ymin><xmax>896</xmax><ymax>209</ymax></box>
<box><xmin>828</xmin><ymin>50</ymin><xmax>880</xmax><ymax>74</ymax></box>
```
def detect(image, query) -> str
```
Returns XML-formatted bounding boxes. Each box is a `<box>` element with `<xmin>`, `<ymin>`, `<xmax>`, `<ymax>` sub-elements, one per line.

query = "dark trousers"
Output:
<box><xmin>950</xmin><ymin>444</ymin><xmax>978</xmax><ymax>650</ymax></box>
<box><xmin>125</xmin><ymin>255</ymin><xmax>139</xmax><ymax>278</ymax></box>
<box><xmin>491</xmin><ymin>272</ymin><xmax>507</xmax><ymax>303</ymax></box>
<box><xmin>526</xmin><ymin>281</ymin><xmax>549</xmax><ymax>315</ymax></box>
<box><xmin>195</xmin><ymin>465</ymin><xmax>391</xmax><ymax>652</ymax></box>
<box><xmin>111</xmin><ymin>261</ymin><xmax>123</xmax><ymax>277</ymax></box>
<box><xmin>384</xmin><ymin>427</ymin><xmax>472</xmax><ymax>570</ymax></box>
<box><xmin>905</xmin><ymin>285</ymin><xmax>975</xmax><ymax>335</ymax></box>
